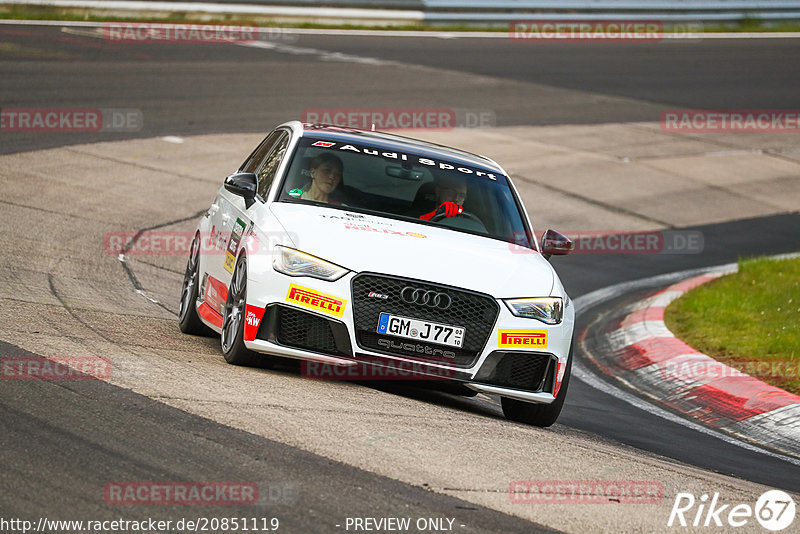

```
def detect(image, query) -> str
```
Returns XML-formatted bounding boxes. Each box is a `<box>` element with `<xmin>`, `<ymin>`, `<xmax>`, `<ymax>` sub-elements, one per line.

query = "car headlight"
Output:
<box><xmin>273</xmin><ymin>246</ymin><xmax>349</xmax><ymax>281</ymax></box>
<box><xmin>504</xmin><ymin>297</ymin><xmax>563</xmax><ymax>325</ymax></box>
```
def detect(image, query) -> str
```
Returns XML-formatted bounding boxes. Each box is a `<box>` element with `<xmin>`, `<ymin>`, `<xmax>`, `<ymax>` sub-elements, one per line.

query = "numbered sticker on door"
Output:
<box><xmin>224</xmin><ymin>218</ymin><xmax>247</xmax><ymax>273</ymax></box>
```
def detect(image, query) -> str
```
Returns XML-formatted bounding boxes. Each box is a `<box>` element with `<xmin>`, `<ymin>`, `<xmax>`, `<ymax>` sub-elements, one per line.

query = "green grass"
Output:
<box><xmin>703</xmin><ymin>21</ymin><xmax>800</xmax><ymax>33</ymax></box>
<box><xmin>0</xmin><ymin>5</ymin><xmax>497</xmax><ymax>30</ymax></box>
<box><xmin>665</xmin><ymin>256</ymin><xmax>800</xmax><ymax>394</ymax></box>
<box><xmin>2</xmin><ymin>5</ymin><xmax>800</xmax><ymax>33</ymax></box>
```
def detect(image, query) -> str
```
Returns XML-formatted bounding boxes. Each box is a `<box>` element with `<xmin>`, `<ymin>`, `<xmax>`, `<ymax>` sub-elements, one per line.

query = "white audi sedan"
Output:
<box><xmin>179</xmin><ymin>121</ymin><xmax>575</xmax><ymax>426</ymax></box>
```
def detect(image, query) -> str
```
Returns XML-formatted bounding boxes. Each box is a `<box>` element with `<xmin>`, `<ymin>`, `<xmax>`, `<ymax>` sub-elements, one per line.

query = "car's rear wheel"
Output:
<box><xmin>221</xmin><ymin>255</ymin><xmax>270</xmax><ymax>367</ymax></box>
<box><xmin>501</xmin><ymin>344</ymin><xmax>573</xmax><ymax>428</ymax></box>
<box><xmin>178</xmin><ymin>233</ymin><xmax>210</xmax><ymax>336</ymax></box>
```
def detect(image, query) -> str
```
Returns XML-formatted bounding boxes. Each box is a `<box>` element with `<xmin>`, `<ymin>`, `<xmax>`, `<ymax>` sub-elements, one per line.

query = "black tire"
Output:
<box><xmin>178</xmin><ymin>233</ymin><xmax>211</xmax><ymax>336</ymax></box>
<box><xmin>501</xmin><ymin>343</ymin><xmax>573</xmax><ymax>428</ymax></box>
<box><xmin>220</xmin><ymin>255</ymin><xmax>270</xmax><ymax>367</ymax></box>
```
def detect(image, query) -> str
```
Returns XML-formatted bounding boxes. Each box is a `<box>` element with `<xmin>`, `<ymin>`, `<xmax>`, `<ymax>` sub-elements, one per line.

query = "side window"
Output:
<box><xmin>255</xmin><ymin>132</ymin><xmax>290</xmax><ymax>200</ymax></box>
<box><xmin>240</xmin><ymin>131</ymin><xmax>282</xmax><ymax>174</ymax></box>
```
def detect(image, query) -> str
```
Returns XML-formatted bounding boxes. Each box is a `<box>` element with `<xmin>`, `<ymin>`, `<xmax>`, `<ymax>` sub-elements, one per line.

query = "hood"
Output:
<box><xmin>269</xmin><ymin>203</ymin><xmax>556</xmax><ymax>298</ymax></box>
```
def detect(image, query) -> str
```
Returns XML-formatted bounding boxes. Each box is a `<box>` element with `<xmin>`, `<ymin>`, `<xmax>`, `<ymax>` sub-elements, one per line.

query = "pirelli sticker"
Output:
<box><xmin>224</xmin><ymin>218</ymin><xmax>247</xmax><ymax>273</ymax></box>
<box><xmin>498</xmin><ymin>329</ymin><xmax>548</xmax><ymax>349</ymax></box>
<box><xmin>285</xmin><ymin>283</ymin><xmax>347</xmax><ymax>318</ymax></box>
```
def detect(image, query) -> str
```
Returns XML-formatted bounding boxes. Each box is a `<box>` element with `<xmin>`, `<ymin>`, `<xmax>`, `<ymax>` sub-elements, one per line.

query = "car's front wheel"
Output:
<box><xmin>501</xmin><ymin>344</ymin><xmax>573</xmax><ymax>428</ymax></box>
<box><xmin>221</xmin><ymin>255</ymin><xmax>270</xmax><ymax>367</ymax></box>
<box><xmin>178</xmin><ymin>233</ymin><xmax>211</xmax><ymax>336</ymax></box>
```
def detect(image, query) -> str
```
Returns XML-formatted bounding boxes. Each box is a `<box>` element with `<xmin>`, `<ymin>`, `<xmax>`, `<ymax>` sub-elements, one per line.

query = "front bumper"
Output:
<box><xmin>242</xmin><ymin>267</ymin><xmax>574</xmax><ymax>404</ymax></box>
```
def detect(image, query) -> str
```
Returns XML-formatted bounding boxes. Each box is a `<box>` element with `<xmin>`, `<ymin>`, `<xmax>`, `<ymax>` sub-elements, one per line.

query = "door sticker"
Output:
<box><xmin>224</xmin><ymin>218</ymin><xmax>247</xmax><ymax>273</ymax></box>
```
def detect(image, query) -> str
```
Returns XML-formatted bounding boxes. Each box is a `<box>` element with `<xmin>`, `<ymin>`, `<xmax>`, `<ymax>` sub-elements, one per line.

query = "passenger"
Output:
<box><xmin>300</xmin><ymin>153</ymin><xmax>343</xmax><ymax>204</ymax></box>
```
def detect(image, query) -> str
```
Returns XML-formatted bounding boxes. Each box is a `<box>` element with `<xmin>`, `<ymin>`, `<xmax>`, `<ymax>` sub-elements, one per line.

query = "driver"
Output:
<box><xmin>300</xmin><ymin>153</ymin><xmax>343</xmax><ymax>204</ymax></box>
<box><xmin>420</xmin><ymin>177</ymin><xmax>468</xmax><ymax>221</ymax></box>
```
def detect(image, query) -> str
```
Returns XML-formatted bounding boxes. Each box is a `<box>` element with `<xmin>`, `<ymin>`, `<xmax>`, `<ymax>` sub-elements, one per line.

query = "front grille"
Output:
<box><xmin>474</xmin><ymin>351</ymin><xmax>555</xmax><ymax>392</ymax></box>
<box><xmin>257</xmin><ymin>305</ymin><xmax>352</xmax><ymax>357</ymax></box>
<box><xmin>351</xmin><ymin>273</ymin><xmax>499</xmax><ymax>367</ymax></box>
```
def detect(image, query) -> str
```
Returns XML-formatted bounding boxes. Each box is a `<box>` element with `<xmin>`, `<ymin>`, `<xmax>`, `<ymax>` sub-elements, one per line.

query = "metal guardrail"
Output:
<box><xmin>425</xmin><ymin>1</ymin><xmax>800</xmax><ymax>8</ymax></box>
<box><xmin>423</xmin><ymin>0</ymin><xmax>800</xmax><ymax>22</ymax></box>
<box><xmin>5</xmin><ymin>0</ymin><xmax>800</xmax><ymax>22</ymax></box>
<box><xmin>143</xmin><ymin>0</ymin><xmax>425</xmax><ymax>5</ymax></box>
<box><xmin>146</xmin><ymin>0</ymin><xmax>800</xmax><ymax>6</ymax></box>
<box><xmin>428</xmin><ymin>12</ymin><xmax>800</xmax><ymax>23</ymax></box>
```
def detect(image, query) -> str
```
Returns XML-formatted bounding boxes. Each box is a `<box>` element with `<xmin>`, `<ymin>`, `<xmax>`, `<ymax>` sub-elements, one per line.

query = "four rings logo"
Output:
<box><xmin>400</xmin><ymin>287</ymin><xmax>452</xmax><ymax>310</ymax></box>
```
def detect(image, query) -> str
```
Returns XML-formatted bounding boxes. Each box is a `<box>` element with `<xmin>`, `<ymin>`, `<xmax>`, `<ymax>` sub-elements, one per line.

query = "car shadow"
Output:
<box><xmin>268</xmin><ymin>356</ymin><xmax>505</xmax><ymax>421</ymax></box>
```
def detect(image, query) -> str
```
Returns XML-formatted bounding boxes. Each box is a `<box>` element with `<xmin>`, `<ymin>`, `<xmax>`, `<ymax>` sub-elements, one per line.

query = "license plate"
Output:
<box><xmin>377</xmin><ymin>313</ymin><xmax>465</xmax><ymax>348</ymax></box>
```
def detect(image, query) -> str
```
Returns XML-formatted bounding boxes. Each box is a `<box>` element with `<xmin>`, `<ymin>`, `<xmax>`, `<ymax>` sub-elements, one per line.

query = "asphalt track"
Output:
<box><xmin>2</xmin><ymin>25</ymin><xmax>800</xmax><ymax>154</ymax></box>
<box><xmin>1</xmin><ymin>23</ymin><xmax>800</xmax><ymax>532</ymax></box>
<box><xmin>0</xmin><ymin>341</ymin><xmax>553</xmax><ymax>534</ymax></box>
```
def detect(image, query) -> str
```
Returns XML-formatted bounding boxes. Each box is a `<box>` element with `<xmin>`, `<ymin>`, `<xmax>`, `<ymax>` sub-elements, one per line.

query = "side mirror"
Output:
<box><xmin>541</xmin><ymin>229</ymin><xmax>573</xmax><ymax>260</ymax></box>
<box><xmin>224</xmin><ymin>172</ymin><xmax>258</xmax><ymax>208</ymax></box>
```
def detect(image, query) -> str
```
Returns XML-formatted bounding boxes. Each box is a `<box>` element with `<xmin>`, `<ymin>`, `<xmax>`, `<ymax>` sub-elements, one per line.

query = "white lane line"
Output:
<box><xmin>2</xmin><ymin>19</ymin><xmax>800</xmax><ymax>39</ymax></box>
<box><xmin>573</xmin><ymin>253</ymin><xmax>800</xmax><ymax>466</ymax></box>
<box><xmin>671</xmin><ymin>32</ymin><xmax>800</xmax><ymax>38</ymax></box>
<box><xmin>56</xmin><ymin>22</ymin><xmax>392</xmax><ymax>66</ymax></box>
<box><xmin>571</xmin><ymin>360</ymin><xmax>800</xmax><ymax>467</ymax></box>
<box><xmin>650</xmin><ymin>289</ymin><xmax>684</xmax><ymax>307</ymax></box>
<box><xmin>161</xmin><ymin>136</ymin><xmax>184</xmax><ymax>144</ymax></box>
<box><xmin>611</xmin><ymin>270</ymin><xmax>800</xmax><ymax>456</ymax></box>
<box><xmin>135</xmin><ymin>288</ymin><xmax>161</xmax><ymax>305</ymax></box>
<box><xmin>615</xmin><ymin>319</ymin><xmax>675</xmax><ymax>345</ymax></box>
<box><xmin>574</xmin><ymin>264</ymin><xmax>736</xmax><ymax>316</ymax></box>
<box><xmin>59</xmin><ymin>26</ymin><xmax>103</xmax><ymax>39</ymax></box>
<box><xmin>238</xmin><ymin>40</ymin><xmax>389</xmax><ymax>65</ymax></box>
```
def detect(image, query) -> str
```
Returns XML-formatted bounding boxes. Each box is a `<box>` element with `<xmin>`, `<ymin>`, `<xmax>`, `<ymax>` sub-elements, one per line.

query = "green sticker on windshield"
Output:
<box><xmin>288</xmin><ymin>188</ymin><xmax>303</xmax><ymax>198</ymax></box>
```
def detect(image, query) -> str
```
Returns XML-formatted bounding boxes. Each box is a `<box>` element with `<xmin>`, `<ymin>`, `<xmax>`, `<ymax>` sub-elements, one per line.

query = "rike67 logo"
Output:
<box><xmin>668</xmin><ymin>490</ymin><xmax>796</xmax><ymax>531</ymax></box>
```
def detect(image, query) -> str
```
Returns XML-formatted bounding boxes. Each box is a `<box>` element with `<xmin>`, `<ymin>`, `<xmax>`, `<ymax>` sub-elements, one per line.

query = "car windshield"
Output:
<box><xmin>276</xmin><ymin>136</ymin><xmax>534</xmax><ymax>249</ymax></box>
